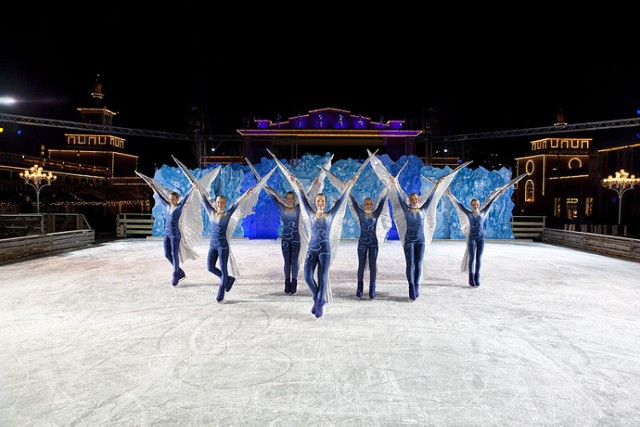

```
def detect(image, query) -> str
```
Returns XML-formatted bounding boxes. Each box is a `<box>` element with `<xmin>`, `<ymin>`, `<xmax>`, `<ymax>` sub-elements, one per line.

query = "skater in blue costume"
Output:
<box><xmin>321</xmin><ymin>161</ymin><xmax>392</xmax><ymax>300</ymax></box>
<box><xmin>174</xmin><ymin>156</ymin><xmax>275</xmax><ymax>302</ymax></box>
<box><xmin>368</xmin><ymin>150</ymin><xmax>471</xmax><ymax>300</ymax></box>
<box><xmin>136</xmin><ymin>164</ymin><xmax>218</xmax><ymax>287</ymax></box>
<box><xmin>247</xmin><ymin>158</ymin><xmax>316</xmax><ymax>295</ymax></box>
<box><xmin>159</xmin><ymin>190</ymin><xmax>189</xmax><ymax>286</ymax></box>
<box><xmin>445</xmin><ymin>173</ymin><xmax>526</xmax><ymax>287</ymax></box>
<box><xmin>269</xmin><ymin>150</ymin><xmax>370</xmax><ymax>318</ymax></box>
<box><xmin>268</xmin><ymin>190</ymin><xmax>301</xmax><ymax>294</ymax></box>
<box><xmin>348</xmin><ymin>190</ymin><xmax>390</xmax><ymax>299</ymax></box>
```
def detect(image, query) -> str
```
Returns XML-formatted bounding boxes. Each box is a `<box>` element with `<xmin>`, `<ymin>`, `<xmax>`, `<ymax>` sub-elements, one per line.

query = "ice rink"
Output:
<box><xmin>1</xmin><ymin>238</ymin><xmax>639</xmax><ymax>425</ymax></box>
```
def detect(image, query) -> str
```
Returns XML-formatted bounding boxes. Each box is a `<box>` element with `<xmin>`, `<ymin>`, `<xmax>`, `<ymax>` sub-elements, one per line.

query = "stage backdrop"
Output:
<box><xmin>150</xmin><ymin>153</ymin><xmax>517</xmax><ymax>240</ymax></box>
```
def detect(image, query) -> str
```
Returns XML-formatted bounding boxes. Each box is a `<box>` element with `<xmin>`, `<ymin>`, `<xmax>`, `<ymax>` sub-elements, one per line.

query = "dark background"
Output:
<box><xmin>2</xmin><ymin>5</ymin><xmax>639</xmax><ymax>171</ymax></box>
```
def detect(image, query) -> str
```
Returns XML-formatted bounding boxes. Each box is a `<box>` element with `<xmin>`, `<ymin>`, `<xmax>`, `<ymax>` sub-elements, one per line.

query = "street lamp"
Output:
<box><xmin>601</xmin><ymin>169</ymin><xmax>640</xmax><ymax>225</ymax></box>
<box><xmin>19</xmin><ymin>164</ymin><xmax>57</xmax><ymax>213</ymax></box>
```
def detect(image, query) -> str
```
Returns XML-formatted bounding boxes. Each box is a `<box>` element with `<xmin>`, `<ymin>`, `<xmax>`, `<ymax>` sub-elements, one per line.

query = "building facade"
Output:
<box><xmin>0</xmin><ymin>78</ymin><xmax>150</xmax><ymax>235</ymax></box>
<box><xmin>233</xmin><ymin>107</ymin><xmax>423</xmax><ymax>164</ymax></box>
<box><xmin>515</xmin><ymin>137</ymin><xmax>640</xmax><ymax>235</ymax></box>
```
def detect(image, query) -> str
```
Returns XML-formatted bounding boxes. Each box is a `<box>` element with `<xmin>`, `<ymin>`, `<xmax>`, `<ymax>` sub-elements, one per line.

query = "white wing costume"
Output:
<box><xmin>264</xmin><ymin>150</ymin><xmax>334</xmax><ymax>270</ymax></box>
<box><xmin>322</xmin><ymin>166</ymin><xmax>392</xmax><ymax>267</ymax></box>
<box><xmin>273</xmin><ymin>155</ymin><xmax>370</xmax><ymax>303</ymax></box>
<box><xmin>315</xmin><ymin>158</ymin><xmax>372</xmax><ymax>282</ymax></box>
<box><xmin>367</xmin><ymin>150</ymin><xmax>472</xmax><ymax>284</ymax></box>
<box><xmin>447</xmin><ymin>172</ymin><xmax>527</xmax><ymax>272</ymax></box>
<box><xmin>245</xmin><ymin>158</ymin><xmax>307</xmax><ymax>271</ymax></box>
<box><xmin>173</xmin><ymin>155</ymin><xmax>276</xmax><ymax>278</ymax></box>
<box><xmin>135</xmin><ymin>164</ymin><xmax>219</xmax><ymax>261</ymax></box>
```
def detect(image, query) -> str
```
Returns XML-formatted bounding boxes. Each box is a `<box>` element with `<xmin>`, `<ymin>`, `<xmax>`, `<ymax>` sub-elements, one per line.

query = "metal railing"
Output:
<box><xmin>510</xmin><ymin>216</ymin><xmax>546</xmax><ymax>239</ymax></box>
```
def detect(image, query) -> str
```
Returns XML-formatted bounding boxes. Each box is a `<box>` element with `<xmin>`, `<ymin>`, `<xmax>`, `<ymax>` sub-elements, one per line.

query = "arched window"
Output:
<box><xmin>525</xmin><ymin>180</ymin><xmax>535</xmax><ymax>202</ymax></box>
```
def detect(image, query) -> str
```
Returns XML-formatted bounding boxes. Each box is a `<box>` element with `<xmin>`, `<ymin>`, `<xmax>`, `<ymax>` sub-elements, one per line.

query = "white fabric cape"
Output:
<box><xmin>136</xmin><ymin>166</ymin><xmax>219</xmax><ymax>262</ymax></box>
<box><xmin>173</xmin><ymin>155</ymin><xmax>276</xmax><ymax>278</ymax></box>
<box><xmin>447</xmin><ymin>172</ymin><xmax>527</xmax><ymax>272</ymax></box>
<box><xmin>266</xmin><ymin>150</ymin><xmax>335</xmax><ymax>274</ymax></box>
<box><xmin>302</xmin><ymin>158</ymin><xmax>371</xmax><ymax>302</ymax></box>
<box><xmin>367</xmin><ymin>150</ymin><xmax>472</xmax><ymax>284</ymax></box>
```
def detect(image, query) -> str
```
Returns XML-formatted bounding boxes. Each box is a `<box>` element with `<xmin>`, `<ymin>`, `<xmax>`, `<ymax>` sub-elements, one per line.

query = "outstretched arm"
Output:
<box><xmin>373</xmin><ymin>191</ymin><xmax>388</xmax><ymax>217</ymax></box>
<box><xmin>321</xmin><ymin>155</ymin><xmax>371</xmax><ymax>216</ymax></box>
<box><xmin>479</xmin><ymin>172</ymin><xmax>527</xmax><ymax>214</ymax></box>
<box><xmin>419</xmin><ymin>176</ymin><xmax>445</xmax><ymax>211</ymax></box>
<box><xmin>479</xmin><ymin>190</ymin><xmax>503</xmax><ymax>215</ymax></box>
<box><xmin>349</xmin><ymin>194</ymin><xmax>364</xmax><ymax>215</ymax></box>
<box><xmin>157</xmin><ymin>194</ymin><xmax>170</xmax><ymax>209</ymax></box>
<box><xmin>199</xmin><ymin>192</ymin><xmax>217</xmax><ymax>215</ymax></box>
<box><xmin>245</xmin><ymin>157</ymin><xmax>285</xmax><ymax>209</ymax></box>
<box><xmin>444</xmin><ymin>189</ymin><xmax>472</xmax><ymax>215</ymax></box>
<box><xmin>389</xmin><ymin>175</ymin><xmax>409</xmax><ymax>214</ymax></box>
<box><xmin>291</xmin><ymin>174</ymin><xmax>315</xmax><ymax>216</ymax></box>
<box><xmin>135</xmin><ymin>170</ymin><xmax>172</xmax><ymax>208</ymax></box>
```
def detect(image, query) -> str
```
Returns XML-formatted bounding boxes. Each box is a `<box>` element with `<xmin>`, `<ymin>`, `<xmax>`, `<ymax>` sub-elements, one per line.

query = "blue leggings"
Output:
<box><xmin>304</xmin><ymin>250</ymin><xmax>330</xmax><ymax>302</ymax></box>
<box><xmin>208</xmin><ymin>245</ymin><xmax>230</xmax><ymax>287</ymax></box>
<box><xmin>281</xmin><ymin>239</ymin><xmax>300</xmax><ymax>282</ymax></box>
<box><xmin>403</xmin><ymin>242</ymin><xmax>425</xmax><ymax>287</ymax></box>
<box><xmin>357</xmin><ymin>244</ymin><xmax>378</xmax><ymax>285</ymax></box>
<box><xmin>164</xmin><ymin>235</ymin><xmax>181</xmax><ymax>274</ymax></box>
<box><xmin>467</xmin><ymin>238</ymin><xmax>485</xmax><ymax>275</ymax></box>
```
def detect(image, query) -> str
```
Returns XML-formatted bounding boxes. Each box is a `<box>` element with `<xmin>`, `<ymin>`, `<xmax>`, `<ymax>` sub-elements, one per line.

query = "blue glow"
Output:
<box><xmin>151</xmin><ymin>153</ymin><xmax>518</xmax><ymax>240</ymax></box>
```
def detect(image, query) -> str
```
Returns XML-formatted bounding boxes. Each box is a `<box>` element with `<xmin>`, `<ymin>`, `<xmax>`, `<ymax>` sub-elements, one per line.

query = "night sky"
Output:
<box><xmin>2</xmin><ymin>6</ymin><xmax>639</xmax><ymax>168</ymax></box>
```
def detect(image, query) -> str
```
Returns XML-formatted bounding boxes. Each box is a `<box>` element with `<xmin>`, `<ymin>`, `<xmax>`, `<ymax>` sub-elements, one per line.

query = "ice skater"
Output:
<box><xmin>247</xmin><ymin>156</ymin><xmax>335</xmax><ymax>296</ymax></box>
<box><xmin>321</xmin><ymin>163</ymin><xmax>391</xmax><ymax>300</ymax></box>
<box><xmin>368</xmin><ymin>150</ymin><xmax>471</xmax><ymax>300</ymax></box>
<box><xmin>174</xmin><ymin>156</ymin><xmax>275</xmax><ymax>302</ymax></box>
<box><xmin>267</xmin><ymin>190</ymin><xmax>301</xmax><ymax>294</ymax></box>
<box><xmin>445</xmin><ymin>173</ymin><xmax>526</xmax><ymax>287</ymax></box>
<box><xmin>246</xmin><ymin>158</ymin><xmax>305</xmax><ymax>295</ymax></box>
<box><xmin>269</xmin><ymin>150</ymin><xmax>370</xmax><ymax>318</ymax></box>
<box><xmin>136</xmin><ymin>165</ymin><xmax>219</xmax><ymax>287</ymax></box>
<box><xmin>349</xmin><ymin>190</ymin><xmax>390</xmax><ymax>299</ymax></box>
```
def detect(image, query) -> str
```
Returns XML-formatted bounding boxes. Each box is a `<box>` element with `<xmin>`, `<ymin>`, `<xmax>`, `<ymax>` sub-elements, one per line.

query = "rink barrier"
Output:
<box><xmin>0</xmin><ymin>214</ymin><xmax>94</xmax><ymax>262</ymax></box>
<box><xmin>116</xmin><ymin>213</ymin><xmax>154</xmax><ymax>237</ymax></box>
<box><xmin>541</xmin><ymin>228</ymin><xmax>640</xmax><ymax>262</ymax></box>
<box><xmin>0</xmin><ymin>229</ymin><xmax>95</xmax><ymax>262</ymax></box>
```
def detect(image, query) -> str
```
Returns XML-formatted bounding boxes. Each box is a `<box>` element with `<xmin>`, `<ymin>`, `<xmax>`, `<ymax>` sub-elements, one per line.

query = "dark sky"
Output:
<box><xmin>2</xmin><ymin>6</ymin><xmax>639</xmax><ymax>166</ymax></box>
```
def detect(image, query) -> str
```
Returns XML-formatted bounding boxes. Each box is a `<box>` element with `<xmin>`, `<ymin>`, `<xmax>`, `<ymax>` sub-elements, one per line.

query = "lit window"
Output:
<box><xmin>525</xmin><ymin>180</ymin><xmax>534</xmax><ymax>202</ymax></box>
<box><xmin>566</xmin><ymin>198</ymin><xmax>578</xmax><ymax>220</ymax></box>
<box><xmin>585</xmin><ymin>197</ymin><xmax>593</xmax><ymax>216</ymax></box>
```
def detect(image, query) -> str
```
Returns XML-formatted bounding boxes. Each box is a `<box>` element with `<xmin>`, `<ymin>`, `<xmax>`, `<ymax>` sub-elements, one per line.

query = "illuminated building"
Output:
<box><xmin>233</xmin><ymin>107</ymin><xmax>423</xmax><ymax>164</ymax></box>
<box><xmin>515</xmin><ymin>137</ymin><xmax>640</xmax><ymax>233</ymax></box>
<box><xmin>0</xmin><ymin>76</ymin><xmax>150</xmax><ymax>234</ymax></box>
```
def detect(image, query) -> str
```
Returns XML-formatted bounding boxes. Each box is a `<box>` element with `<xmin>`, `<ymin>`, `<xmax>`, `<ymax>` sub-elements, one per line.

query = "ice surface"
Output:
<box><xmin>1</xmin><ymin>238</ymin><xmax>639</xmax><ymax>425</ymax></box>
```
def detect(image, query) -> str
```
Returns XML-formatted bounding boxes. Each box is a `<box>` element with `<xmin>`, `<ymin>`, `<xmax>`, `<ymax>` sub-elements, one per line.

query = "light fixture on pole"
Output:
<box><xmin>601</xmin><ymin>169</ymin><xmax>640</xmax><ymax>225</ymax></box>
<box><xmin>19</xmin><ymin>164</ymin><xmax>57</xmax><ymax>213</ymax></box>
